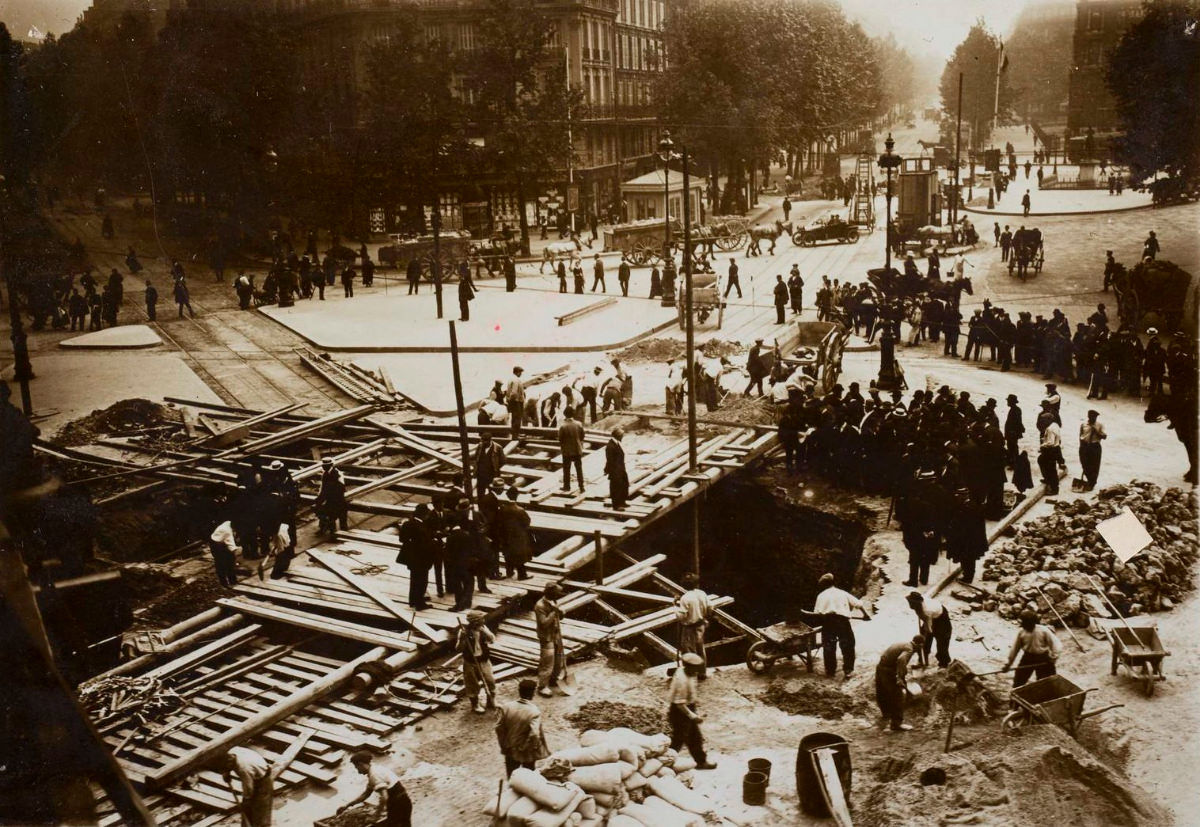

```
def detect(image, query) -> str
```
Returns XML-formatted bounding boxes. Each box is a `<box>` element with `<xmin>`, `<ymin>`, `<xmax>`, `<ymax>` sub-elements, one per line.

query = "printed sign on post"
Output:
<box><xmin>1097</xmin><ymin>506</ymin><xmax>1154</xmax><ymax>563</ymax></box>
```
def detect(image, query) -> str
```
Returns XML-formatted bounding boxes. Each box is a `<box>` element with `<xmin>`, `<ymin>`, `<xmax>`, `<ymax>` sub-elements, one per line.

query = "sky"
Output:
<box><xmin>1</xmin><ymin>0</ymin><xmax>1038</xmax><ymax>49</ymax></box>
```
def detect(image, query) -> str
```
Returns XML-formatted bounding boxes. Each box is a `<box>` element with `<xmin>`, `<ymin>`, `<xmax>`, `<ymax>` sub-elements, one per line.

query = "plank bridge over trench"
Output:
<box><xmin>65</xmin><ymin>399</ymin><xmax>776</xmax><ymax>825</ymax></box>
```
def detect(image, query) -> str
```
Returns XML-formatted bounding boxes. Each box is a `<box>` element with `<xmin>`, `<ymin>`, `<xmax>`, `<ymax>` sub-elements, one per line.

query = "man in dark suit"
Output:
<box><xmin>773</xmin><ymin>275</ymin><xmax>788</xmax><ymax>324</ymax></box>
<box><xmin>605</xmin><ymin>427</ymin><xmax>629</xmax><ymax>509</ymax></box>
<box><xmin>1004</xmin><ymin>394</ymin><xmax>1024</xmax><ymax>467</ymax></box>
<box><xmin>399</xmin><ymin>505</ymin><xmax>434</xmax><ymax>609</ymax></box>
<box><xmin>617</xmin><ymin>255</ymin><xmax>631</xmax><ymax>297</ymax></box>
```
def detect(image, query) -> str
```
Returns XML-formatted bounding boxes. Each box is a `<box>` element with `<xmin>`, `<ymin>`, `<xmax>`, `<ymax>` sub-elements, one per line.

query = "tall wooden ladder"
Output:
<box><xmin>852</xmin><ymin>154</ymin><xmax>875</xmax><ymax>230</ymax></box>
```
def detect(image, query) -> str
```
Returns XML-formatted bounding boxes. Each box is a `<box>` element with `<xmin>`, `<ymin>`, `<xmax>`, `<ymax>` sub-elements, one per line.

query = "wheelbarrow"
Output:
<box><xmin>746</xmin><ymin>620</ymin><xmax>822</xmax><ymax>674</ymax></box>
<box><xmin>1002</xmin><ymin>674</ymin><xmax>1123</xmax><ymax>739</ymax></box>
<box><xmin>1108</xmin><ymin>625</ymin><xmax>1170</xmax><ymax>697</ymax></box>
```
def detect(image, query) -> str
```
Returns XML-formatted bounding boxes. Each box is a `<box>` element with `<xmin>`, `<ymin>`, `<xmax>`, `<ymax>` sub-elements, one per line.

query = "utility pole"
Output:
<box><xmin>952</xmin><ymin>72</ymin><xmax>963</xmax><ymax>227</ymax></box>
<box><xmin>565</xmin><ymin>47</ymin><xmax>575</xmax><ymax>237</ymax></box>
<box><xmin>682</xmin><ymin>148</ymin><xmax>701</xmax><ymax>577</ymax></box>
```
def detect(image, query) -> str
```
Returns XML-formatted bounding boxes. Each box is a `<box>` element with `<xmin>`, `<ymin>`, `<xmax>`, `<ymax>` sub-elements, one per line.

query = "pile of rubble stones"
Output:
<box><xmin>976</xmin><ymin>482</ymin><xmax>1198</xmax><ymax>622</ymax></box>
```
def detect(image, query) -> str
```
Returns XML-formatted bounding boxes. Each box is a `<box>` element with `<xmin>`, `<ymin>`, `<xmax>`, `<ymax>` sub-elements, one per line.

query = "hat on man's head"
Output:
<box><xmin>1007</xmin><ymin>394</ymin><xmax>1019</xmax><ymax>403</ymax></box>
<box><xmin>1147</xmin><ymin>327</ymin><xmax>1158</xmax><ymax>335</ymax></box>
<box><xmin>490</xmin><ymin>477</ymin><xmax>506</xmax><ymax>491</ymax></box>
<box><xmin>1045</xmin><ymin>383</ymin><xmax>1057</xmax><ymax>390</ymax></box>
<box><xmin>818</xmin><ymin>573</ymin><xmax>835</xmax><ymax>587</ymax></box>
<box><xmin>466</xmin><ymin>610</ymin><xmax>486</xmax><ymax>624</ymax></box>
<box><xmin>266</xmin><ymin>460</ymin><xmax>285</xmax><ymax>472</ymax></box>
<box><xmin>321</xmin><ymin>457</ymin><xmax>333</xmax><ymax>466</ymax></box>
<box><xmin>681</xmin><ymin>653</ymin><xmax>704</xmax><ymax>667</ymax></box>
<box><xmin>514</xmin><ymin>366</ymin><xmax>524</xmax><ymax>375</ymax></box>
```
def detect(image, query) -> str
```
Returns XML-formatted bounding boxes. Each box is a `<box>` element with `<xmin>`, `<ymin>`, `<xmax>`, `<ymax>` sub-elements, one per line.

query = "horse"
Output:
<box><xmin>540</xmin><ymin>236</ymin><xmax>582</xmax><ymax>273</ymax></box>
<box><xmin>746</xmin><ymin>220</ymin><xmax>791</xmax><ymax>256</ymax></box>
<box><xmin>869</xmin><ymin>268</ymin><xmax>972</xmax><ymax>311</ymax></box>
<box><xmin>1145</xmin><ymin>391</ymin><xmax>1198</xmax><ymax>483</ymax></box>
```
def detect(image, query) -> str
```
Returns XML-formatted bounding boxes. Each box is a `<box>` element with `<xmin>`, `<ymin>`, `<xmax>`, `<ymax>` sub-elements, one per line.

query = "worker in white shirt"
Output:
<box><xmin>477</xmin><ymin>398</ymin><xmax>510</xmax><ymax>426</ymax></box>
<box><xmin>1004</xmin><ymin>610</ymin><xmax>1063</xmax><ymax>687</ymax></box>
<box><xmin>209</xmin><ymin>520</ymin><xmax>241</xmax><ymax>586</ymax></box>
<box><xmin>812</xmin><ymin>573</ymin><xmax>870</xmax><ymax>678</ymax></box>
<box><xmin>1038</xmin><ymin>417</ymin><xmax>1065</xmax><ymax>495</ymax></box>
<box><xmin>338</xmin><ymin>751</ymin><xmax>412</xmax><ymax>826</ymax></box>
<box><xmin>571</xmin><ymin>367</ymin><xmax>601</xmax><ymax>423</ymax></box>
<box><xmin>906</xmin><ymin>591</ymin><xmax>953</xmax><ymax>668</ymax></box>
<box><xmin>675</xmin><ymin>573</ymin><xmax>712</xmax><ymax>679</ymax></box>
<box><xmin>665</xmin><ymin>357</ymin><xmax>683</xmax><ymax>415</ymax></box>
<box><xmin>1078</xmin><ymin>409</ymin><xmax>1107</xmax><ymax>490</ymax></box>
<box><xmin>224</xmin><ymin>746</ymin><xmax>273</xmax><ymax>826</ymax></box>
<box><xmin>505</xmin><ymin>366</ymin><xmax>526</xmax><ymax>439</ymax></box>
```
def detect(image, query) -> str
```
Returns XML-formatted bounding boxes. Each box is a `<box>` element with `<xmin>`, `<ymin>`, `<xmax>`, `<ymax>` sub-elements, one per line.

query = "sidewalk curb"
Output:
<box><xmin>964</xmin><ymin>201</ymin><xmax>1154</xmax><ymax>218</ymax></box>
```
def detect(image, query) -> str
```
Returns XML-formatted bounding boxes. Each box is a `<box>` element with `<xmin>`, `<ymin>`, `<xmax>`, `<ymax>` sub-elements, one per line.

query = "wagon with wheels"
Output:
<box><xmin>745</xmin><ymin>619</ymin><xmax>822</xmax><ymax>674</ymax></box>
<box><xmin>468</xmin><ymin>234</ymin><xmax>521</xmax><ymax>275</ymax></box>
<box><xmin>377</xmin><ymin>231</ymin><xmax>472</xmax><ymax>282</ymax></box>
<box><xmin>604</xmin><ymin>218</ymin><xmax>682</xmax><ymax>266</ymax></box>
<box><xmin>676</xmin><ymin>272</ymin><xmax>725</xmax><ymax>329</ymax></box>
<box><xmin>1008</xmin><ymin>227</ymin><xmax>1044</xmax><ymax>280</ymax></box>
<box><xmin>692</xmin><ymin>215</ymin><xmax>750</xmax><ymax>254</ymax></box>
<box><xmin>1108</xmin><ymin>625</ymin><xmax>1169</xmax><ymax>697</ymax></box>
<box><xmin>792</xmin><ymin>215</ymin><xmax>859</xmax><ymax>247</ymax></box>
<box><xmin>1001</xmin><ymin>675</ymin><xmax>1123</xmax><ymax>738</ymax></box>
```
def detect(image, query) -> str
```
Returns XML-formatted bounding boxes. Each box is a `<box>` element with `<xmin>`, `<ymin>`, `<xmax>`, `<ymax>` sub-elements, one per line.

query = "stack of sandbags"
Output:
<box><xmin>483</xmin><ymin>728</ymin><xmax>723</xmax><ymax>826</ymax></box>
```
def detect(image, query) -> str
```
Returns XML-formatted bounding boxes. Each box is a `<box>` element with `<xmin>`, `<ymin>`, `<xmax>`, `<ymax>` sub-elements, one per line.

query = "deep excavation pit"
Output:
<box><xmin>605</xmin><ymin>472</ymin><xmax>879</xmax><ymax>665</ymax></box>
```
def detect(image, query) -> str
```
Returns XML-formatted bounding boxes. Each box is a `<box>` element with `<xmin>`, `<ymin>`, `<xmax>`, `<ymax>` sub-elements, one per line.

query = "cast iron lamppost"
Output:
<box><xmin>658</xmin><ymin>131</ymin><xmax>700</xmax><ymax>576</ymax></box>
<box><xmin>877</xmin><ymin>133</ymin><xmax>903</xmax><ymax>391</ymax></box>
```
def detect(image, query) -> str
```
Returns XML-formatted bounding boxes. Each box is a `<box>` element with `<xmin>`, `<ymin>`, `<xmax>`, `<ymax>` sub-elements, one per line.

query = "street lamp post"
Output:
<box><xmin>877</xmin><ymin>133</ymin><xmax>903</xmax><ymax>391</ymax></box>
<box><xmin>661</xmin><ymin>153</ymin><xmax>672</xmax><ymax>258</ymax></box>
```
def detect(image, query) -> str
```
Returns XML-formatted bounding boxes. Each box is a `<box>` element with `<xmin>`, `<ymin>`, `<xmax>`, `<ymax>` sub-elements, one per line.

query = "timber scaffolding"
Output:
<box><xmin>53</xmin><ymin>399</ymin><xmax>776</xmax><ymax>825</ymax></box>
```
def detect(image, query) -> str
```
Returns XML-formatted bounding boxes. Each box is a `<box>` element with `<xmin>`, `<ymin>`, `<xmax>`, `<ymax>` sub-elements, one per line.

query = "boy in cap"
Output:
<box><xmin>457</xmin><ymin>610</ymin><xmax>496</xmax><ymax>713</ymax></box>
<box><xmin>667</xmin><ymin>653</ymin><xmax>718</xmax><ymax>769</ymax></box>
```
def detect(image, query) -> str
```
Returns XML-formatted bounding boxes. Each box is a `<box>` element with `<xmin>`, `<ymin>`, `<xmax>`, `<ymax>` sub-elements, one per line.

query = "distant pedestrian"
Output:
<box><xmin>144</xmin><ymin>279</ymin><xmax>157</xmax><ymax>322</ymax></box>
<box><xmin>1000</xmin><ymin>226</ymin><xmax>1012</xmax><ymax>261</ymax></box>
<box><xmin>504</xmin><ymin>256</ymin><xmax>517</xmax><ymax>292</ymax></box>
<box><xmin>557</xmin><ymin>408</ymin><xmax>585</xmax><ymax>492</ymax></box>
<box><xmin>782</xmin><ymin>196</ymin><xmax>791</xmax><ymax>222</ymax></box>
<box><xmin>407</xmin><ymin>257</ymin><xmax>422</xmax><ymax>294</ymax></box>
<box><xmin>1004</xmin><ymin>394</ymin><xmax>1024</xmax><ymax>466</ymax></box>
<box><xmin>173</xmin><ymin>277</ymin><xmax>195</xmax><ymax>319</ymax></box>
<box><xmin>556</xmin><ymin>260</ymin><xmax>567</xmax><ymax>294</ymax></box>
<box><xmin>813</xmin><ymin>573</ymin><xmax>870</xmax><ymax>678</ymax></box>
<box><xmin>68</xmin><ymin>289</ymin><xmax>87</xmax><ymax>331</ymax></box>
<box><xmin>787</xmin><ymin>265</ymin><xmax>804</xmax><ymax>314</ymax></box>
<box><xmin>1021</xmin><ymin>190</ymin><xmax>1031</xmax><ymax>217</ymax></box>
<box><xmin>874</xmin><ymin>635</ymin><xmax>922</xmax><ymax>732</ymax></box>
<box><xmin>773</xmin><ymin>275</ymin><xmax>788</xmax><ymax>324</ymax></box>
<box><xmin>724</xmin><ymin>259</ymin><xmax>742</xmax><ymax>299</ymax></box>
<box><xmin>649</xmin><ymin>265</ymin><xmax>662</xmax><ymax>299</ymax></box>
<box><xmin>617</xmin><ymin>255</ymin><xmax>631</xmax><ymax>297</ymax></box>
<box><xmin>235</xmin><ymin>271</ymin><xmax>254</xmax><ymax>309</ymax></box>
<box><xmin>101</xmin><ymin>213</ymin><xmax>114</xmax><ymax>239</ymax></box>
<box><xmin>1078</xmin><ymin>409</ymin><xmax>1106</xmax><ymax>490</ymax></box>
<box><xmin>572</xmin><ymin>260</ymin><xmax>585</xmax><ymax>294</ymax></box>
<box><xmin>341</xmin><ymin>265</ymin><xmax>356</xmax><ymax>298</ymax></box>
<box><xmin>1004</xmin><ymin>610</ymin><xmax>1061</xmax><ymax>687</ymax></box>
<box><xmin>993</xmin><ymin>222</ymin><xmax>1001</xmax><ymax>247</ymax></box>
<box><xmin>745</xmin><ymin>338</ymin><xmax>768</xmax><ymax>396</ymax></box>
<box><xmin>315</xmin><ymin>457</ymin><xmax>348</xmax><ymax>533</ymax></box>
<box><xmin>495</xmin><ymin>679</ymin><xmax>550</xmax><ymax>777</ymax></box>
<box><xmin>1038</xmin><ymin>416</ymin><xmax>1065</xmax><ymax>494</ymax></box>
<box><xmin>458</xmin><ymin>273</ymin><xmax>476</xmax><ymax>321</ymax></box>
<box><xmin>591</xmin><ymin>254</ymin><xmax>606</xmax><ymax>292</ymax></box>
<box><xmin>361</xmin><ymin>254</ymin><xmax>375</xmax><ymax>287</ymax></box>
<box><xmin>1143</xmin><ymin>230</ymin><xmax>1159</xmax><ymax>261</ymax></box>
<box><xmin>604</xmin><ymin>426</ymin><xmax>629</xmax><ymax>509</ymax></box>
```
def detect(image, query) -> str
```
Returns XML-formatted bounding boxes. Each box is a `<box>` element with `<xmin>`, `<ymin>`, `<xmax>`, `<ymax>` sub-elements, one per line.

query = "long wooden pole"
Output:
<box><xmin>952</xmin><ymin>72</ymin><xmax>963</xmax><ymax>226</ymax></box>
<box><xmin>88</xmin><ymin>611</ymin><xmax>245</xmax><ymax>681</ymax></box>
<box><xmin>449</xmin><ymin>321</ymin><xmax>474</xmax><ymax>502</ymax></box>
<box><xmin>145</xmin><ymin>646</ymin><xmax>387</xmax><ymax>789</ymax></box>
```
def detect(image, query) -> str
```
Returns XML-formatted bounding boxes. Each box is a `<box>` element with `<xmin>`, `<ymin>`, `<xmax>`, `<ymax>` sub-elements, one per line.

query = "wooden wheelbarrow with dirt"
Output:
<box><xmin>1002</xmin><ymin>674</ymin><xmax>1123</xmax><ymax>739</ymax></box>
<box><xmin>745</xmin><ymin>619</ymin><xmax>822</xmax><ymax>674</ymax></box>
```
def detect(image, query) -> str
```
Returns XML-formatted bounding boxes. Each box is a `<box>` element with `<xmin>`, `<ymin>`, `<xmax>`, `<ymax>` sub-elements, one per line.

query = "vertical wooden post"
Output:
<box><xmin>594</xmin><ymin>530</ymin><xmax>604</xmax><ymax>584</ymax></box>
<box><xmin>449</xmin><ymin>321</ymin><xmax>473</xmax><ymax>501</ymax></box>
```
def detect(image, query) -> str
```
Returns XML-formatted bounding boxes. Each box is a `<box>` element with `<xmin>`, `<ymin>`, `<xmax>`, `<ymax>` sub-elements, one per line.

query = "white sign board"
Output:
<box><xmin>1097</xmin><ymin>506</ymin><xmax>1154</xmax><ymax>563</ymax></box>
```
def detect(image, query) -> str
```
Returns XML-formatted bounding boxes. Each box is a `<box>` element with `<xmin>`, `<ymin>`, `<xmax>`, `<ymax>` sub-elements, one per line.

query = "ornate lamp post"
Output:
<box><xmin>877</xmin><ymin>133</ymin><xmax>904</xmax><ymax>391</ymax></box>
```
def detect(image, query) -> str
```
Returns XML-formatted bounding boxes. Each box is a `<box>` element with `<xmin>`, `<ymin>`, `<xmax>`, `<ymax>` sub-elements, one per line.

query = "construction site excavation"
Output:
<box><xmin>4</xmin><ymin>14</ymin><xmax>1200</xmax><ymax>825</ymax></box>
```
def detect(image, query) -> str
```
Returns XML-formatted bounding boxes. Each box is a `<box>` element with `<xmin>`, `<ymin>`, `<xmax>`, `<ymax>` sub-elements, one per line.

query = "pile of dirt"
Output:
<box><xmin>133</xmin><ymin>572</ymin><xmax>230</xmax><ymax>628</ymax></box>
<box><xmin>982</xmin><ymin>481</ymin><xmax>1198</xmax><ymax>620</ymax></box>
<box><xmin>315</xmin><ymin>806</ymin><xmax>378</xmax><ymax>827</ymax></box>
<box><xmin>856</xmin><ymin>726</ymin><xmax>1171</xmax><ymax>827</ymax></box>
<box><xmin>55</xmin><ymin>399</ymin><xmax>181</xmax><ymax>447</ymax></box>
<box><xmin>614</xmin><ymin>338</ymin><xmax>685</xmax><ymax>363</ymax></box>
<box><xmin>699</xmin><ymin>339</ymin><xmax>744</xmax><ymax>359</ymax></box>
<box><xmin>565</xmin><ymin>701</ymin><xmax>666</xmax><ymax>734</ymax></box>
<box><xmin>708</xmin><ymin>394</ymin><xmax>776</xmax><ymax>426</ymax></box>
<box><xmin>760</xmin><ymin>679</ymin><xmax>872</xmax><ymax>720</ymax></box>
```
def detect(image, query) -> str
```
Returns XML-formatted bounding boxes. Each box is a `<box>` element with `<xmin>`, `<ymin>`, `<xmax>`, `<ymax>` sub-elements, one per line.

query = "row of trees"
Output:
<box><xmin>938</xmin><ymin>22</ymin><xmax>1013</xmax><ymax>151</ymax></box>
<box><xmin>14</xmin><ymin>0</ymin><xmax>575</xmax><ymax>253</ymax></box>
<box><xmin>654</xmin><ymin>0</ymin><xmax>908</xmax><ymax>214</ymax></box>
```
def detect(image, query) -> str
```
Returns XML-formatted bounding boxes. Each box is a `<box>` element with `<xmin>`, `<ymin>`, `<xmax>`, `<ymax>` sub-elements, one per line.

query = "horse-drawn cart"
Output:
<box><xmin>377</xmin><ymin>231</ymin><xmax>473</xmax><ymax>281</ymax></box>
<box><xmin>676</xmin><ymin>272</ymin><xmax>725</xmax><ymax>329</ymax></box>
<box><xmin>604</xmin><ymin>216</ymin><xmax>748</xmax><ymax>266</ymax></box>
<box><xmin>1008</xmin><ymin>227</ymin><xmax>1044</xmax><ymax>279</ymax></box>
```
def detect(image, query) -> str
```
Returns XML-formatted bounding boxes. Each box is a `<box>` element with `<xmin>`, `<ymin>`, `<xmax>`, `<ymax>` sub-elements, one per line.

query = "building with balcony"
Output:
<box><xmin>1067</xmin><ymin>0</ymin><xmax>1143</xmax><ymax>142</ymax></box>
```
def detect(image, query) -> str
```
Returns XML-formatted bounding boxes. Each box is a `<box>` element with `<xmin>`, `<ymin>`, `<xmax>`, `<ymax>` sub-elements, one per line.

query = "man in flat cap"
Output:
<box><xmin>667</xmin><ymin>653</ymin><xmax>717</xmax><ymax>769</ymax></box>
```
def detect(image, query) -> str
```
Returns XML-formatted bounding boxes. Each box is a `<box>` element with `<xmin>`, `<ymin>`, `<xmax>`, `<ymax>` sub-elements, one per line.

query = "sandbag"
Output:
<box><xmin>483</xmin><ymin>785</ymin><xmax>521</xmax><ymax>817</ymax></box>
<box><xmin>647</xmin><ymin>776</ymin><xmax>716</xmax><ymax>816</ymax></box>
<box><xmin>658</xmin><ymin>748</ymin><xmax>678</xmax><ymax>767</ymax></box>
<box><xmin>617</xmin><ymin>760</ymin><xmax>637</xmax><ymax>779</ymax></box>
<box><xmin>505</xmin><ymin>796</ymin><xmax>540</xmax><ymax>826</ymax></box>
<box><xmin>515</xmin><ymin>790</ymin><xmax>585</xmax><ymax>827</ymax></box>
<box><xmin>639</xmin><ymin>758</ymin><xmax>663</xmax><ymax>777</ymax></box>
<box><xmin>509</xmin><ymin>768</ymin><xmax>577</xmax><ymax>812</ymax></box>
<box><xmin>672</xmin><ymin>752</ymin><xmax>697</xmax><ymax>773</ymax></box>
<box><xmin>606</xmin><ymin>816</ymin><xmax>644</xmax><ymax>827</ymax></box>
<box><xmin>640</xmin><ymin>795</ymin><xmax>705</xmax><ymax>827</ymax></box>
<box><xmin>578</xmin><ymin>730</ymin><xmax>609</xmax><ymax>748</ymax></box>
<box><xmin>655</xmin><ymin>766</ymin><xmax>674</xmax><ymax>778</ymax></box>
<box><xmin>590</xmin><ymin>786</ymin><xmax>628</xmax><ymax>811</ymax></box>
<box><xmin>566</xmin><ymin>763</ymin><xmax>624</xmax><ymax>795</ymax></box>
<box><xmin>623</xmin><ymin>771</ymin><xmax>649</xmax><ymax>790</ymax></box>
<box><xmin>550</xmin><ymin>744</ymin><xmax>621</xmax><ymax>767</ymax></box>
<box><xmin>576</xmin><ymin>796</ymin><xmax>597</xmax><ymax>819</ymax></box>
<box><xmin>577</xmin><ymin>819</ymin><xmax>603</xmax><ymax>827</ymax></box>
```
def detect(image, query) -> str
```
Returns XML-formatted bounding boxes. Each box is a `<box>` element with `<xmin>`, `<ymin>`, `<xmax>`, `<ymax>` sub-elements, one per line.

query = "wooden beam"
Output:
<box><xmin>306</xmin><ymin>550</ymin><xmax>446</xmax><ymax>643</ymax></box>
<box><xmin>144</xmin><ymin>645</ymin><xmax>388</xmax><ymax>789</ymax></box>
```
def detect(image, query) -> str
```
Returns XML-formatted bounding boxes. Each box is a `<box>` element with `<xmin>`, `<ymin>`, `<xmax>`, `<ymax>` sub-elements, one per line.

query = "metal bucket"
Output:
<box><xmin>748</xmin><ymin>757</ymin><xmax>772</xmax><ymax>783</ymax></box>
<box><xmin>743</xmin><ymin>771</ymin><xmax>768</xmax><ymax>806</ymax></box>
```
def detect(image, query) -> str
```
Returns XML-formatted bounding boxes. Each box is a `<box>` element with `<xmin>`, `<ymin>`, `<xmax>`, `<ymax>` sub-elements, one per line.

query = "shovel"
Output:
<box><xmin>556</xmin><ymin>637</ymin><xmax>577</xmax><ymax>695</ymax></box>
